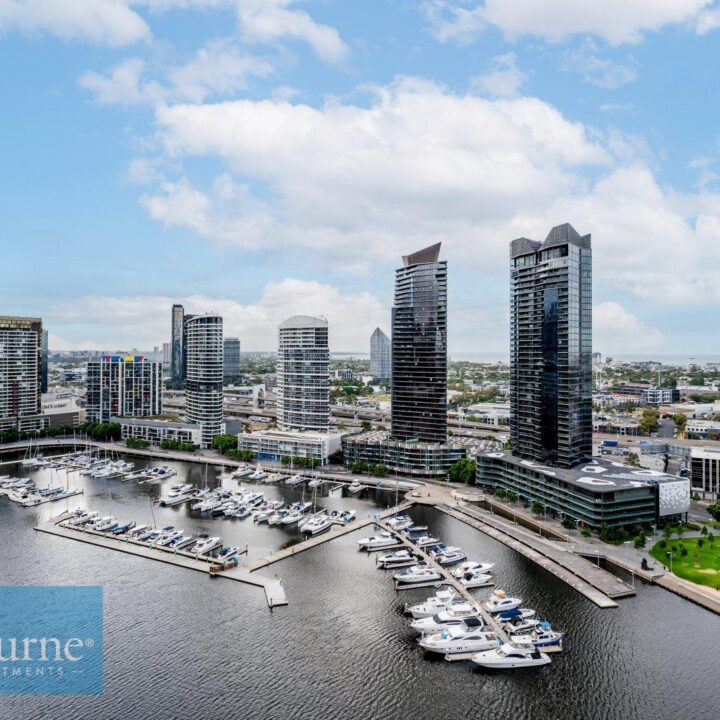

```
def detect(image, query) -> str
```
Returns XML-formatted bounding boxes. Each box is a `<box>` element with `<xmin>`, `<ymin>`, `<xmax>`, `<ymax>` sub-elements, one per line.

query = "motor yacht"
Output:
<box><xmin>357</xmin><ymin>531</ymin><xmax>397</xmax><ymax>550</ymax></box>
<box><xmin>233</xmin><ymin>466</ymin><xmax>254</xmax><ymax>479</ymax></box>
<box><xmin>127</xmin><ymin>524</ymin><xmax>152</xmax><ymax>538</ymax></box>
<box><xmin>348</xmin><ymin>480</ymin><xmax>363</xmax><ymax>495</ymax></box>
<box><xmin>299</xmin><ymin>513</ymin><xmax>333</xmax><ymax>535</ymax></box>
<box><xmin>386</xmin><ymin>514</ymin><xmax>413</xmax><ymax>531</ymax></box>
<box><xmin>264</xmin><ymin>473</ymin><xmax>285</xmax><ymax>484</ymax></box>
<box><xmin>510</xmin><ymin>624</ymin><xmax>563</xmax><ymax>651</ymax></box>
<box><xmin>485</xmin><ymin>591</ymin><xmax>523</xmax><ymax>614</ymax></box>
<box><xmin>157</xmin><ymin>530</ymin><xmax>185</xmax><ymax>546</ymax></box>
<box><xmin>244</xmin><ymin>492</ymin><xmax>265</xmax><ymax>507</ymax></box>
<box><xmin>459</xmin><ymin>569</ymin><xmax>493</xmax><ymax>589</ymax></box>
<box><xmin>233</xmin><ymin>506</ymin><xmax>251</xmax><ymax>519</ymax></box>
<box><xmin>451</xmin><ymin>561</ymin><xmax>495</xmax><ymax>579</ymax></box>
<box><xmin>111</xmin><ymin>521</ymin><xmax>136</xmax><ymax>535</ymax></box>
<box><xmin>498</xmin><ymin>607</ymin><xmax>536</xmax><ymax>623</ymax></box>
<box><xmin>248</xmin><ymin>469</ymin><xmax>267</xmax><ymax>481</ymax></box>
<box><xmin>471</xmin><ymin>641</ymin><xmax>551</xmax><ymax>669</ymax></box>
<box><xmin>435</xmin><ymin>547</ymin><xmax>467</xmax><ymax>565</ymax></box>
<box><xmin>377</xmin><ymin>549</ymin><xmax>416</xmax><ymax>568</ymax></box>
<box><xmin>93</xmin><ymin>516</ymin><xmax>119</xmax><ymax>532</ymax></box>
<box><xmin>268</xmin><ymin>509</ymin><xmax>289</xmax><ymax>525</ymax></box>
<box><xmin>413</xmin><ymin>535</ymin><xmax>441</xmax><ymax>548</ymax></box>
<box><xmin>68</xmin><ymin>511</ymin><xmax>99</xmax><ymax>526</ymax></box>
<box><xmin>410</xmin><ymin>607</ymin><xmax>484</xmax><ymax>634</ymax></box>
<box><xmin>505</xmin><ymin>617</ymin><xmax>541</xmax><ymax>635</ymax></box>
<box><xmin>338</xmin><ymin>509</ymin><xmax>356</xmax><ymax>524</ymax></box>
<box><xmin>191</xmin><ymin>536</ymin><xmax>222</xmax><ymax>555</ymax></box>
<box><xmin>307</xmin><ymin>477</ymin><xmax>324</xmax><ymax>488</ymax></box>
<box><xmin>172</xmin><ymin>536</ymin><xmax>196</xmax><ymax>550</ymax></box>
<box><xmin>280</xmin><ymin>511</ymin><xmax>303</xmax><ymax>526</ymax></box>
<box><xmin>284</xmin><ymin>474</ymin><xmax>304</xmax><ymax>486</ymax></box>
<box><xmin>159</xmin><ymin>491</ymin><xmax>192</xmax><ymax>507</ymax></box>
<box><xmin>405</xmin><ymin>589</ymin><xmax>462</xmax><ymax>619</ymax></box>
<box><xmin>393</xmin><ymin>564</ymin><xmax>443</xmax><ymax>584</ymax></box>
<box><xmin>419</xmin><ymin>625</ymin><xmax>498</xmax><ymax>655</ymax></box>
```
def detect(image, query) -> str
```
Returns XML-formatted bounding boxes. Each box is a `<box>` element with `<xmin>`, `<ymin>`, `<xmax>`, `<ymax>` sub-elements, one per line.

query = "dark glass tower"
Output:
<box><xmin>170</xmin><ymin>304</ymin><xmax>184</xmax><ymax>389</ymax></box>
<box><xmin>391</xmin><ymin>243</ymin><xmax>447</xmax><ymax>443</ymax></box>
<box><xmin>509</xmin><ymin>223</ymin><xmax>592</xmax><ymax>468</ymax></box>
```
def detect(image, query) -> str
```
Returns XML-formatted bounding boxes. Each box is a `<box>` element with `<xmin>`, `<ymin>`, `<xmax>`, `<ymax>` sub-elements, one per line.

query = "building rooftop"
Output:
<box><xmin>402</xmin><ymin>242</ymin><xmax>441</xmax><ymax>267</ymax></box>
<box><xmin>477</xmin><ymin>451</ymin><xmax>684</xmax><ymax>494</ymax></box>
<box><xmin>346</xmin><ymin>429</ymin><xmax>487</xmax><ymax>453</ymax></box>
<box><xmin>278</xmin><ymin>315</ymin><xmax>328</xmax><ymax>329</ymax></box>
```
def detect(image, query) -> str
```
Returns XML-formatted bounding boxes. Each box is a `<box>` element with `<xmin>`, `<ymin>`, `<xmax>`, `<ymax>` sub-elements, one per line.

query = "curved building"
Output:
<box><xmin>185</xmin><ymin>313</ymin><xmax>224</xmax><ymax>447</ymax></box>
<box><xmin>277</xmin><ymin>315</ymin><xmax>329</xmax><ymax>432</ymax></box>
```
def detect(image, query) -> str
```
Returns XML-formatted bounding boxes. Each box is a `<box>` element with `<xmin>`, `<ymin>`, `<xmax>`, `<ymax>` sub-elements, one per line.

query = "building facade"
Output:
<box><xmin>184</xmin><ymin>313</ymin><xmax>224</xmax><ymax>447</ymax></box>
<box><xmin>391</xmin><ymin>243</ymin><xmax>447</xmax><ymax>443</ymax></box>
<box><xmin>162</xmin><ymin>342</ymin><xmax>171</xmax><ymax>366</ymax></box>
<box><xmin>223</xmin><ymin>337</ymin><xmax>242</xmax><ymax>383</ymax></box>
<box><xmin>510</xmin><ymin>223</ymin><xmax>592</xmax><ymax>468</ymax></box>
<box><xmin>690</xmin><ymin>447</ymin><xmax>720</xmax><ymax>499</ymax></box>
<box><xmin>370</xmin><ymin>327</ymin><xmax>391</xmax><ymax>383</ymax></box>
<box><xmin>86</xmin><ymin>356</ymin><xmax>162</xmax><ymax>422</ymax></box>
<box><xmin>114</xmin><ymin>416</ymin><xmax>202</xmax><ymax>447</ymax></box>
<box><xmin>170</xmin><ymin>304</ymin><xmax>185</xmax><ymax>389</ymax></box>
<box><xmin>40</xmin><ymin>329</ymin><xmax>48</xmax><ymax>393</ymax></box>
<box><xmin>239</xmin><ymin>429</ymin><xmax>342</xmax><ymax>465</ymax></box>
<box><xmin>0</xmin><ymin>316</ymin><xmax>45</xmax><ymax>431</ymax></box>
<box><xmin>276</xmin><ymin>316</ymin><xmax>329</xmax><ymax>432</ymax></box>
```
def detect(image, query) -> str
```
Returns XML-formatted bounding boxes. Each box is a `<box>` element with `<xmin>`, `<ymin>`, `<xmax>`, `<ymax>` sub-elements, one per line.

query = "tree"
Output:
<box><xmin>506</xmin><ymin>491</ymin><xmax>518</xmax><ymax>503</ymax></box>
<box><xmin>126</xmin><ymin>437</ymin><xmax>150</xmax><ymax>449</ymax></box>
<box><xmin>211</xmin><ymin>434</ymin><xmax>239</xmax><ymax>454</ymax></box>
<box><xmin>633</xmin><ymin>534</ymin><xmax>646</xmax><ymax>550</ymax></box>
<box><xmin>697</xmin><ymin>538</ymin><xmax>705</xmax><ymax>549</ymax></box>
<box><xmin>662</xmin><ymin>525</ymin><xmax>672</xmax><ymax>540</ymax></box>
<box><xmin>580</xmin><ymin>529</ymin><xmax>592</xmax><ymax>538</ymax></box>
<box><xmin>531</xmin><ymin>500</ymin><xmax>545</xmax><ymax>516</ymax></box>
<box><xmin>673</xmin><ymin>413</ymin><xmax>688</xmax><ymax>433</ymax></box>
<box><xmin>360</xmin><ymin>420</ymin><xmax>372</xmax><ymax>431</ymax></box>
<box><xmin>638</xmin><ymin>408</ymin><xmax>660</xmax><ymax>435</ymax></box>
<box><xmin>701</xmin><ymin>525</ymin><xmax>708</xmax><ymax>536</ymax></box>
<box><xmin>626</xmin><ymin>452</ymin><xmax>640</xmax><ymax>468</ymax></box>
<box><xmin>562</xmin><ymin>517</ymin><xmax>577</xmax><ymax>530</ymax></box>
<box><xmin>448</xmin><ymin>459</ymin><xmax>476</xmax><ymax>485</ymax></box>
<box><xmin>494</xmin><ymin>487</ymin><xmax>507</xmax><ymax>500</ymax></box>
<box><xmin>707</xmin><ymin>502</ymin><xmax>720</xmax><ymax>522</ymax></box>
<box><xmin>708</xmin><ymin>532</ymin><xmax>715</xmax><ymax>544</ymax></box>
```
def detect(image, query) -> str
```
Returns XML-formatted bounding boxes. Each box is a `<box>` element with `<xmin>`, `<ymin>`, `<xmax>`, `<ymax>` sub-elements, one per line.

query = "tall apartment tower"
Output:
<box><xmin>170</xmin><ymin>304</ymin><xmax>185</xmax><ymax>389</ymax></box>
<box><xmin>509</xmin><ymin>223</ymin><xmax>592</xmax><ymax>468</ymax></box>
<box><xmin>277</xmin><ymin>316</ymin><xmax>329</xmax><ymax>432</ymax></box>
<box><xmin>391</xmin><ymin>243</ymin><xmax>447</xmax><ymax>443</ymax></box>
<box><xmin>223</xmin><ymin>337</ymin><xmax>241</xmax><ymax>383</ymax></box>
<box><xmin>86</xmin><ymin>355</ymin><xmax>162</xmax><ymax>422</ymax></box>
<box><xmin>370</xmin><ymin>327</ymin><xmax>391</xmax><ymax>383</ymax></box>
<box><xmin>185</xmin><ymin>314</ymin><xmax>224</xmax><ymax>447</ymax></box>
<box><xmin>40</xmin><ymin>329</ymin><xmax>49</xmax><ymax>393</ymax></box>
<box><xmin>0</xmin><ymin>316</ymin><xmax>43</xmax><ymax>430</ymax></box>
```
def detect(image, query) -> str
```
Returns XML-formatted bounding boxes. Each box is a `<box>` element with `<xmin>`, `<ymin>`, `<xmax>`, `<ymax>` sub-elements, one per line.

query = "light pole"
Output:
<box><xmin>666</xmin><ymin>550</ymin><xmax>673</xmax><ymax>574</ymax></box>
<box><xmin>623</xmin><ymin>540</ymin><xmax>631</xmax><ymax>566</ymax></box>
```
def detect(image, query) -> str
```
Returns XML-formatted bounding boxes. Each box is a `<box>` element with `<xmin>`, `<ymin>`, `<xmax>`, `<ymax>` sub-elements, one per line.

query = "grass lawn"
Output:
<box><xmin>650</xmin><ymin>538</ymin><xmax>720</xmax><ymax>590</ymax></box>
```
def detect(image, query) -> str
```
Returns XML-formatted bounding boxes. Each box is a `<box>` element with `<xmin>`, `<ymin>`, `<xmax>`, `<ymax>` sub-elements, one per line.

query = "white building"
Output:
<box><xmin>0</xmin><ymin>316</ymin><xmax>46</xmax><ymax>431</ymax></box>
<box><xmin>185</xmin><ymin>313</ymin><xmax>224</xmax><ymax>447</ymax></box>
<box><xmin>86</xmin><ymin>355</ymin><xmax>162</xmax><ymax>423</ymax></box>
<box><xmin>238</xmin><ymin>429</ymin><xmax>343</xmax><ymax>465</ymax></box>
<box><xmin>277</xmin><ymin>315</ymin><xmax>329</xmax><ymax>432</ymax></box>
<box><xmin>114</xmin><ymin>416</ymin><xmax>202</xmax><ymax>447</ymax></box>
<box><xmin>691</xmin><ymin>447</ymin><xmax>720</xmax><ymax>499</ymax></box>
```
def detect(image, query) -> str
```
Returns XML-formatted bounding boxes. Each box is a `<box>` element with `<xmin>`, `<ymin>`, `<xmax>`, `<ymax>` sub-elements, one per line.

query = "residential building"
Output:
<box><xmin>239</xmin><ymin>428</ymin><xmax>343</xmax><ymax>465</ymax></box>
<box><xmin>42</xmin><ymin>393</ymin><xmax>84</xmax><ymax>427</ymax></box>
<box><xmin>114</xmin><ymin>416</ymin><xmax>202</xmax><ymax>447</ymax></box>
<box><xmin>276</xmin><ymin>315</ymin><xmax>329</xmax><ymax>432</ymax></box>
<box><xmin>690</xmin><ymin>447</ymin><xmax>720</xmax><ymax>499</ymax></box>
<box><xmin>0</xmin><ymin>316</ymin><xmax>46</xmax><ymax>431</ymax></box>
<box><xmin>644</xmin><ymin>387</ymin><xmax>681</xmax><ymax>404</ymax></box>
<box><xmin>509</xmin><ymin>223</ymin><xmax>592</xmax><ymax>468</ymax></box>
<box><xmin>391</xmin><ymin>243</ymin><xmax>447</xmax><ymax>443</ymax></box>
<box><xmin>332</xmin><ymin>368</ymin><xmax>354</xmax><ymax>381</ymax></box>
<box><xmin>170</xmin><ymin>304</ymin><xmax>185</xmax><ymax>389</ymax></box>
<box><xmin>223</xmin><ymin>337</ymin><xmax>242</xmax><ymax>383</ymax></box>
<box><xmin>40</xmin><ymin>329</ymin><xmax>48</xmax><ymax>393</ymax></box>
<box><xmin>370</xmin><ymin>327</ymin><xmax>391</xmax><ymax>383</ymax></box>
<box><xmin>162</xmin><ymin>342</ymin><xmax>171</xmax><ymax>366</ymax></box>
<box><xmin>184</xmin><ymin>313</ymin><xmax>224</xmax><ymax>447</ymax></box>
<box><xmin>86</xmin><ymin>355</ymin><xmax>162</xmax><ymax>422</ymax></box>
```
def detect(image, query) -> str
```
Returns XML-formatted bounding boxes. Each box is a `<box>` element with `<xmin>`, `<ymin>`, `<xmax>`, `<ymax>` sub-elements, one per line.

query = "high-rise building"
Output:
<box><xmin>223</xmin><ymin>337</ymin><xmax>241</xmax><ymax>383</ymax></box>
<box><xmin>185</xmin><ymin>313</ymin><xmax>224</xmax><ymax>447</ymax></box>
<box><xmin>391</xmin><ymin>243</ymin><xmax>447</xmax><ymax>443</ymax></box>
<box><xmin>509</xmin><ymin>223</ymin><xmax>592</xmax><ymax>467</ymax></box>
<box><xmin>40</xmin><ymin>329</ymin><xmax>48</xmax><ymax>393</ymax></box>
<box><xmin>277</xmin><ymin>316</ymin><xmax>329</xmax><ymax>432</ymax></box>
<box><xmin>0</xmin><ymin>316</ymin><xmax>44</xmax><ymax>431</ymax></box>
<box><xmin>170</xmin><ymin>304</ymin><xmax>184</xmax><ymax>389</ymax></box>
<box><xmin>86</xmin><ymin>355</ymin><xmax>162</xmax><ymax>423</ymax></box>
<box><xmin>162</xmin><ymin>342</ymin><xmax>171</xmax><ymax>366</ymax></box>
<box><xmin>370</xmin><ymin>327</ymin><xmax>391</xmax><ymax>383</ymax></box>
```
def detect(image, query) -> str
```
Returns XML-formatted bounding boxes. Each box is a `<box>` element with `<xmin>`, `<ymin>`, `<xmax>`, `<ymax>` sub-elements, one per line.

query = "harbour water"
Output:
<box><xmin>1</xmin><ymin>454</ymin><xmax>717</xmax><ymax>720</ymax></box>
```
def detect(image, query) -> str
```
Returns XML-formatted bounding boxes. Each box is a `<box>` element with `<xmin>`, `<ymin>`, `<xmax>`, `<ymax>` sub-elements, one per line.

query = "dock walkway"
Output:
<box><xmin>438</xmin><ymin>504</ymin><xmax>623</xmax><ymax>608</ymax></box>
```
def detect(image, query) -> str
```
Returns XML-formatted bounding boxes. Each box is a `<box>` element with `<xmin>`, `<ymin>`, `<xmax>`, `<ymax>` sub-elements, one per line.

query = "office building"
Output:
<box><xmin>690</xmin><ymin>447</ymin><xmax>720</xmax><ymax>500</ymax></box>
<box><xmin>162</xmin><ymin>342</ymin><xmax>171</xmax><ymax>366</ymax></box>
<box><xmin>239</xmin><ymin>428</ymin><xmax>343</xmax><ymax>465</ymax></box>
<box><xmin>223</xmin><ymin>337</ymin><xmax>242</xmax><ymax>383</ymax></box>
<box><xmin>509</xmin><ymin>223</ymin><xmax>592</xmax><ymax>468</ymax></box>
<box><xmin>40</xmin><ymin>329</ymin><xmax>48</xmax><ymax>393</ymax></box>
<box><xmin>86</xmin><ymin>355</ymin><xmax>162</xmax><ymax>422</ymax></box>
<box><xmin>370</xmin><ymin>327</ymin><xmax>391</xmax><ymax>383</ymax></box>
<box><xmin>277</xmin><ymin>316</ymin><xmax>329</xmax><ymax>432</ymax></box>
<box><xmin>184</xmin><ymin>313</ymin><xmax>224</xmax><ymax>447</ymax></box>
<box><xmin>114</xmin><ymin>417</ymin><xmax>202</xmax><ymax>447</ymax></box>
<box><xmin>391</xmin><ymin>243</ymin><xmax>447</xmax><ymax>443</ymax></box>
<box><xmin>170</xmin><ymin>304</ymin><xmax>185</xmax><ymax>389</ymax></box>
<box><xmin>0</xmin><ymin>316</ymin><xmax>45</xmax><ymax>431</ymax></box>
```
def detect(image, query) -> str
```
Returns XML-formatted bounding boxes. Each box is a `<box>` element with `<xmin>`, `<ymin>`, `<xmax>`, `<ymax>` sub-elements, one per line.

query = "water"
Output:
<box><xmin>1</xmin><ymin>455</ymin><xmax>717</xmax><ymax>720</ymax></box>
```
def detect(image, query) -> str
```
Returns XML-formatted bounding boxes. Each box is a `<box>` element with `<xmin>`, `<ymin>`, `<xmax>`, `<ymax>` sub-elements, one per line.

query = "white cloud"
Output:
<box><xmin>470</xmin><ymin>52</ymin><xmax>527</xmax><ymax>98</ymax></box>
<box><xmin>238</xmin><ymin>0</ymin><xmax>349</xmax><ymax>64</ymax></box>
<box><xmin>425</xmin><ymin>0</ymin><xmax>714</xmax><ymax>45</ymax></box>
<box><xmin>0</xmin><ymin>0</ymin><xmax>150</xmax><ymax>46</ymax></box>
<box><xmin>80</xmin><ymin>41</ymin><xmax>272</xmax><ymax>105</ymax></box>
<box><xmin>49</xmin><ymin>280</ymin><xmax>387</xmax><ymax>351</ymax></box>
<box><xmin>593</xmin><ymin>301</ymin><xmax>663</xmax><ymax>353</ymax></box>
<box><xmin>561</xmin><ymin>42</ymin><xmax>637</xmax><ymax>89</ymax></box>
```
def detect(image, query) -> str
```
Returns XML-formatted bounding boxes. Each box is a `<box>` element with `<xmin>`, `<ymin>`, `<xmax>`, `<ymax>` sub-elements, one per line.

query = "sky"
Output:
<box><xmin>2</xmin><ymin>1</ymin><xmax>720</xmax><ymax>356</ymax></box>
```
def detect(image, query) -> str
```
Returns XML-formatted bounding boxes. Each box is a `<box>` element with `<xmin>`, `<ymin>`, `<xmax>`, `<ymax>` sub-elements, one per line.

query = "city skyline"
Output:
<box><xmin>3</xmin><ymin>3</ymin><xmax>720</xmax><ymax>355</ymax></box>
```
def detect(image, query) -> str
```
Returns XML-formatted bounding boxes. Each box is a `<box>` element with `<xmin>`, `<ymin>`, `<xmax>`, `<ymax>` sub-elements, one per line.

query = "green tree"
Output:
<box><xmin>626</xmin><ymin>452</ymin><xmax>640</xmax><ymax>467</ymax></box>
<box><xmin>448</xmin><ymin>459</ymin><xmax>476</xmax><ymax>485</ymax></box>
<box><xmin>707</xmin><ymin>502</ymin><xmax>720</xmax><ymax>522</ymax></box>
<box><xmin>562</xmin><ymin>517</ymin><xmax>577</xmax><ymax>530</ymax></box>
<box><xmin>494</xmin><ymin>487</ymin><xmax>507</xmax><ymax>500</ymax></box>
<box><xmin>211</xmin><ymin>434</ymin><xmax>239</xmax><ymax>454</ymax></box>
<box><xmin>633</xmin><ymin>534</ymin><xmax>646</xmax><ymax>550</ymax></box>
<box><xmin>697</xmin><ymin>537</ymin><xmax>705</xmax><ymax>549</ymax></box>
<box><xmin>531</xmin><ymin>500</ymin><xmax>545</xmax><ymax>516</ymax></box>
<box><xmin>673</xmin><ymin>412</ymin><xmax>688</xmax><ymax>433</ymax></box>
<box><xmin>506</xmin><ymin>491</ymin><xmax>519</xmax><ymax>503</ymax></box>
<box><xmin>360</xmin><ymin>420</ymin><xmax>372</xmax><ymax>431</ymax></box>
<box><xmin>126</xmin><ymin>437</ymin><xmax>150</xmax><ymax>449</ymax></box>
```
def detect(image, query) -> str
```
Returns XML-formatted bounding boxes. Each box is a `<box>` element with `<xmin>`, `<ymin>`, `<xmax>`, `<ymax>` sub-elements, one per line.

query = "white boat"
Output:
<box><xmin>159</xmin><ymin>492</ymin><xmax>191</xmax><ymax>506</ymax></box>
<box><xmin>413</xmin><ymin>535</ymin><xmax>441</xmax><ymax>548</ymax></box>
<box><xmin>505</xmin><ymin>617</ymin><xmax>541</xmax><ymax>634</ymax></box>
<box><xmin>419</xmin><ymin>624</ymin><xmax>498</xmax><ymax>655</ymax></box>
<box><xmin>471</xmin><ymin>641</ymin><xmax>551</xmax><ymax>669</ymax></box>
<box><xmin>191</xmin><ymin>536</ymin><xmax>222</xmax><ymax>555</ymax></box>
<box><xmin>68</xmin><ymin>511</ymin><xmax>99</xmax><ymax>526</ymax></box>
<box><xmin>405</xmin><ymin>588</ymin><xmax>460</xmax><ymax>619</ymax></box>
<box><xmin>498</xmin><ymin>608</ymin><xmax>536</xmax><ymax>623</ymax></box>
<box><xmin>93</xmin><ymin>516</ymin><xmax>118</xmax><ymax>532</ymax></box>
<box><xmin>348</xmin><ymin>480</ymin><xmax>363</xmax><ymax>494</ymax></box>
<box><xmin>172</xmin><ymin>536</ymin><xmax>196</xmax><ymax>549</ymax></box>
<box><xmin>510</xmin><ymin>626</ymin><xmax>563</xmax><ymax>651</ymax></box>
<box><xmin>284</xmin><ymin>474</ymin><xmax>304</xmax><ymax>486</ymax></box>
<box><xmin>307</xmin><ymin>477</ymin><xmax>324</xmax><ymax>488</ymax></box>
<box><xmin>127</xmin><ymin>524</ymin><xmax>152</xmax><ymax>538</ymax></box>
<box><xmin>377</xmin><ymin>549</ymin><xmax>416</xmax><ymax>568</ymax></box>
<box><xmin>435</xmin><ymin>547</ymin><xmax>467</xmax><ymax>565</ymax></box>
<box><xmin>451</xmin><ymin>561</ymin><xmax>495</xmax><ymax>579</ymax></box>
<box><xmin>248</xmin><ymin>469</ymin><xmax>267</xmax><ymax>481</ymax></box>
<box><xmin>264</xmin><ymin>473</ymin><xmax>285</xmax><ymax>484</ymax></box>
<box><xmin>280</xmin><ymin>511</ymin><xmax>303</xmax><ymax>526</ymax></box>
<box><xmin>299</xmin><ymin>513</ymin><xmax>333</xmax><ymax>535</ymax></box>
<box><xmin>233</xmin><ymin>506</ymin><xmax>251</xmax><ymax>519</ymax></box>
<box><xmin>459</xmin><ymin>569</ymin><xmax>493</xmax><ymax>589</ymax></box>
<box><xmin>233</xmin><ymin>467</ymin><xmax>254</xmax><ymax>479</ymax></box>
<box><xmin>357</xmin><ymin>531</ymin><xmax>397</xmax><ymax>550</ymax></box>
<box><xmin>393</xmin><ymin>564</ymin><xmax>442</xmax><ymax>584</ymax></box>
<box><xmin>410</xmin><ymin>605</ymin><xmax>483</xmax><ymax>634</ymax></box>
<box><xmin>338</xmin><ymin>509</ymin><xmax>356</xmax><ymax>524</ymax></box>
<box><xmin>157</xmin><ymin>530</ymin><xmax>184</xmax><ymax>546</ymax></box>
<box><xmin>485</xmin><ymin>591</ymin><xmax>523</xmax><ymax>614</ymax></box>
<box><xmin>385</xmin><ymin>514</ymin><xmax>413</xmax><ymax>531</ymax></box>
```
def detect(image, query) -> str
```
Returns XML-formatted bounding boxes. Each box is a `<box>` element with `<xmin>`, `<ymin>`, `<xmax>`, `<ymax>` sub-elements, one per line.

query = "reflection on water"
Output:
<box><xmin>0</xmin><ymin>454</ymin><xmax>717</xmax><ymax>720</ymax></box>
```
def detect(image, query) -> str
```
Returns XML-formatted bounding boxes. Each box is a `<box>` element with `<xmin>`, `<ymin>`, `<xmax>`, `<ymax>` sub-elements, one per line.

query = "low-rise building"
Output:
<box><xmin>690</xmin><ymin>447</ymin><xmax>720</xmax><ymax>499</ymax></box>
<box><xmin>238</xmin><ymin>429</ymin><xmax>343</xmax><ymax>465</ymax></box>
<box><xmin>465</xmin><ymin>402</ymin><xmax>510</xmax><ymax>427</ymax></box>
<box><xmin>685</xmin><ymin>419</ymin><xmax>720</xmax><ymax>440</ymax></box>
<box><xmin>475</xmin><ymin>451</ymin><xmax>690</xmax><ymax>529</ymax></box>
<box><xmin>114</xmin><ymin>417</ymin><xmax>202</xmax><ymax>446</ymax></box>
<box><xmin>592</xmin><ymin>416</ymin><xmax>640</xmax><ymax>436</ymax></box>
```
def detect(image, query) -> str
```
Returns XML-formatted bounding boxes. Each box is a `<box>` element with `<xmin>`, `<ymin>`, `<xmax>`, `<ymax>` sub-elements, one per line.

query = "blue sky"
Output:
<box><xmin>2</xmin><ymin>1</ymin><xmax>720</xmax><ymax>355</ymax></box>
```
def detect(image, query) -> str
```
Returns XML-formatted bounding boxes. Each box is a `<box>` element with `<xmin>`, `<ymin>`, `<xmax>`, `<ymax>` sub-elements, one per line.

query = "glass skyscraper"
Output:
<box><xmin>391</xmin><ymin>243</ymin><xmax>447</xmax><ymax>443</ymax></box>
<box><xmin>223</xmin><ymin>337</ymin><xmax>241</xmax><ymax>382</ymax></box>
<box><xmin>509</xmin><ymin>223</ymin><xmax>592</xmax><ymax>468</ymax></box>
<box><xmin>369</xmin><ymin>327</ymin><xmax>391</xmax><ymax>383</ymax></box>
<box><xmin>170</xmin><ymin>304</ymin><xmax>184</xmax><ymax>389</ymax></box>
